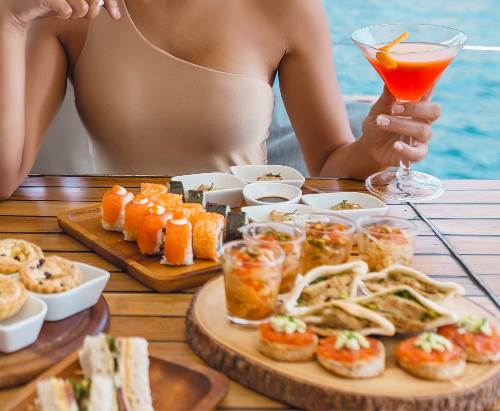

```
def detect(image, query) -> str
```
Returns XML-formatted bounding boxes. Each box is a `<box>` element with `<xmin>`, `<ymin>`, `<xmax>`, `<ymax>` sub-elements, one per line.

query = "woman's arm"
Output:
<box><xmin>278</xmin><ymin>0</ymin><xmax>439</xmax><ymax>179</ymax></box>
<box><xmin>0</xmin><ymin>0</ymin><xmax>119</xmax><ymax>200</ymax></box>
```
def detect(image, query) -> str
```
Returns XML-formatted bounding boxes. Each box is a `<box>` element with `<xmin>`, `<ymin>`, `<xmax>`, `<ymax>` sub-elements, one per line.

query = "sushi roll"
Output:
<box><xmin>169</xmin><ymin>181</ymin><xmax>185</xmax><ymax>201</ymax></box>
<box><xmin>183</xmin><ymin>203</ymin><xmax>205</xmax><ymax>224</ymax></box>
<box><xmin>162</xmin><ymin>211</ymin><xmax>193</xmax><ymax>266</ymax></box>
<box><xmin>206</xmin><ymin>202</ymin><xmax>230</xmax><ymax>217</ymax></box>
<box><xmin>101</xmin><ymin>185</ymin><xmax>134</xmax><ymax>232</ymax></box>
<box><xmin>140</xmin><ymin>183</ymin><xmax>168</xmax><ymax>200</ymax></box>
<box><xmin>186</xmin><ymin>190</ymin><xmax>206</xmax><ymax>207</ymax></box>
<box><xmin>123</xmin><ymin>194</ymin><xmax>152</xmax><ymax>241</ymax></box>
<box><xmin>193</xmin><ymin>212</ymin><xmax>225</xmax><ymax>261</ymax></box>
<box><xmin>156</xmin><ymin>192</ymin><xmax>184</xmax><ymax>212</ymax></box>
<box><xmin>137</xmin><ymin>205</ymin><xmax>171</xmax><ymax>255</ymax></box>
<box><xmin>224</xmin><ymin>211</ymin><xmax>248</xmax><ymax>242</ymax></box>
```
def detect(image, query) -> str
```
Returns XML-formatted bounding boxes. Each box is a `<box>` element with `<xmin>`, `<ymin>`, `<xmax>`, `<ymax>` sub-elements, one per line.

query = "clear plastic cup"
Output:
<box><xmin>242</xmin><ymin>223</ymin><xmax>306</xmax><ymax>294</ymax></box>
<box><xmin>222</xmin><ymin>240</ymin><xmax>285</xmax><ymax>326</ymax></box>
<box><xmin>296</xmin><ymin>214</ymin><xmax>356</xmax><ymax>273</ymax></box>
<box><xmin>357</xmin><ymin>216</ymin><xmax>418</xmax><ymax>271</ymax></box>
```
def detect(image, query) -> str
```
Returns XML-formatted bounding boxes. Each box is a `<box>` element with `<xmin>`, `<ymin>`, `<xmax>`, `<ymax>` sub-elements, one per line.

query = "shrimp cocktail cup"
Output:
<box><xmin>222</xmin><ymin>240</ymin><xmax>285</xmax><ymax>326</ymax></box>
<box><xmin>352</xmin><ymin>24</ymin><xmax>467</xmax><ymax>202</ymax></box>
<box><xmin>297</xmin><ymin>215</ymin><xmax>356</xmax><ymax>274</ymax></box>
<box><xmin>242</xmin><ymin>223</ymin><xmax>306</xmax><ymax>294</ymax></box>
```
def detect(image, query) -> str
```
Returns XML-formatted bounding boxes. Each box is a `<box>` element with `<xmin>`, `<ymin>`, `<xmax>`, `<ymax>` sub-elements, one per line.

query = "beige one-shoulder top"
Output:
<box><xmin>73</xmin><ymin>0</ymin><xmax>274</xmax><ymax>175</ymax></box>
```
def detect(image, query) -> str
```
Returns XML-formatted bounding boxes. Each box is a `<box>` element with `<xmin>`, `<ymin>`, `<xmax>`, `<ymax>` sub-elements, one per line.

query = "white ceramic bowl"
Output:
<box><xmin>172</xmin><ymin>172</ymin><xmax>246</xmax><ymax>208</ymax></box>
<box><xmin>30</xmin><ymin>262</ymin><xmax>110</xmax><ymax>322</ymax></box>
<box><xmin>301</xmin><ymin>192</ymin><xmax>388</xmax><ymax>221</ymax></box>
<box><xmin>241</xmin><ymin>204</ymin><xmax>315</xmax><ymax>223</ymax></box>
<box><xmin>243</xmin><ymin>183</ymin><xmax>302</xmax><ymax>206</ymax></box>
<box><xmin>230</xmin><ymin>165</ymin><xmax>306</xmax><ymax>188</ymax></box>
<box><xmin>0</xmin><ymin>294</ymin><xmax>47</xmax><ymax>353</ymax></box>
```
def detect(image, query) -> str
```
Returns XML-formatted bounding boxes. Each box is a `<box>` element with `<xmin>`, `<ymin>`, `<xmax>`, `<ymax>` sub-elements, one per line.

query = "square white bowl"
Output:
<box><xmin>29</xmin><ymin>262</ymin><xmax>110</xmax><ymax>322</ymax></box>
<box><xmin>230</xmin><ymin>165</ymin><xmax>306</xmax><ymax>188</ymax></box>
<box><xmin>241</xmin><ymin>204</ymin><xmax>315</xmax><ymax>223</ymax></box>
<box><xmin>301</xmin><ymin>192</ymin><xmax>388</xmax><ymax>221</ymax></box>
<box><xmin>0</xmin><ymin>294</ymin><xmax>47</xmax><ymax>353</ymax></box>
<box><xmin>172</xmin><ymin>172</ymin><xmax>246</xmax><ymax>208</ymax></box>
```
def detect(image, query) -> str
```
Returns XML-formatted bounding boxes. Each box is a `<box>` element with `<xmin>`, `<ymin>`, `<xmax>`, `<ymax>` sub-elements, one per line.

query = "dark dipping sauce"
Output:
<box><xmin>257</xmin><ymin>196</ymin><xmax>289</xmax><ymax>203</ymax></box>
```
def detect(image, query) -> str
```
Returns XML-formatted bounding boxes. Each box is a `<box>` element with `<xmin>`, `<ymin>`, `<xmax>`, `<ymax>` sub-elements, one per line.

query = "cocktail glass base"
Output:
<box><xmin>227</xmin><ymin>313</ymin><xmax>267</xmax><ymax>327</ymax></box>
<box><xmin>366</xmin><ymin>167</ymin><xmax>444</xmax><ymax>202</ymax></box>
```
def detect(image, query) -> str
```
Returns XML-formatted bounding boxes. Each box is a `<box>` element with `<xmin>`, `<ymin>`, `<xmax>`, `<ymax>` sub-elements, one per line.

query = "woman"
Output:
<box><xmin>0</xmin><ymin>0</ymin><xmax>440</xmax><ymax>199</ymax></box>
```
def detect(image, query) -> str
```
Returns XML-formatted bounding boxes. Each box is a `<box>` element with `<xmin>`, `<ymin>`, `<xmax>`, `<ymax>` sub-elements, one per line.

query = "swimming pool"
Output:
<box><xmin>324</xmin><ymin>0</ymin><xmax>500</xmax><ymax>179</ymax></box>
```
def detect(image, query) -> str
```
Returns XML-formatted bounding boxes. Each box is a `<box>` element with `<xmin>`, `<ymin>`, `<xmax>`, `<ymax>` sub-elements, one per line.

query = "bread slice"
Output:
<box><xmin>316</xmin><ymin>340</ymin><xmax>385</xmax><ymax>379</ymax></box>
<box><xmin>79</xmin><ymin>334</ymin><xmax>115</xmax><ymax>378</ymax></box>
<box><xmin>258</xmin><ymin>334</ymin><xmax>319</xmax><ymax>362</ymax></box>
<box><xmin>397</xmin><ymin>356</ymin><xmax>466</xmax><ymax>381</ymax></box>
<box><xmin>464</xmin><ymin>347</ymin><xmax>500</xmax><ymax>364</ymax></box>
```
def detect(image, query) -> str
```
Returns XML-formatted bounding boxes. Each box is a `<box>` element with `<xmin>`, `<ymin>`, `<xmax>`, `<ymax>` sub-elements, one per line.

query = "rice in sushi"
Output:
<box><xmin>137</xmin><ymin>205</ymin><xmax>171</xmax><ymax>255</ymax></box>
<box><xmin>101</xmin><ymin>185</ymin><xmax>134</xmax><ymax>232</ymax></box>
<box><xmin>162</xmin><ymin>211</ymin><xmax>193</xmax><ymax>266</ymax></box>
<box><xmin>193</xmin><ymin>212</ymin><xmax>225</xmax><ymax>261</ymax></box>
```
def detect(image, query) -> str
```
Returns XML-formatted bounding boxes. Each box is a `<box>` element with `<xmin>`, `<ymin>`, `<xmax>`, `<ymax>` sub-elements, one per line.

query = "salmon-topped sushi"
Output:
<box><xmin>156</xmin><ymin>193</ymin><xmax>184</xmax><ymax>212</ymax></box>
<box><xmin>137</xmin><ymin>205</ymin><xmax>171</xmax><ymax>255</ymax></box>
<box><xmin>140</xmin><ymin>183</ymin><xmax>168</xmax><ymax>201</ymax></box>
<box><xmin>123</xmin><ymin>194</ymin><xmax>152</xmax><ymax>241</ymax></box>
<box><xmin>182</xmin><ymin>203</ymin><xmax>205</xmax><ymax>224</ymax></box>
<box><xmin>101</xmin><ymin>185</ymin><xmax>134</xmax><ymax>232</ymax></box>
<box><xmin>193</xmin><ymin>212</ymin><xmax>225</xmax><ymax>261</ymax></box>
<box><xmin>162</xmin><ymin>211</ymin><xmax>193</xmax><ymax>266</ymax></box>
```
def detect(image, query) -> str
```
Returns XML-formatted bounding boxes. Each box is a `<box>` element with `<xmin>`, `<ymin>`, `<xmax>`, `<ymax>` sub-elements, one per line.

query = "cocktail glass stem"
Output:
<box><xmin>397</xmin><ymin>136</ymin><xmax>413</xmax><ymax>180</ymax></box>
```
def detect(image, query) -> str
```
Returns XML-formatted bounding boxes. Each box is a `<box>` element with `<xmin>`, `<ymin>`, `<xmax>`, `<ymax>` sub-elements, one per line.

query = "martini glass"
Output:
<box><xmin>352</xmin><ymin>24</ymin><xmax>467</xmax><ymax>201</ymax></box>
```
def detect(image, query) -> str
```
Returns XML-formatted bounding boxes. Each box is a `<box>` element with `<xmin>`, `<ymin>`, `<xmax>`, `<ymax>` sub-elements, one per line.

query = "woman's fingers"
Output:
<box><xmin>65</xmin><ymin>0</ymin><xmax>90</xmax><ymax>19</ymax></box>
<box><xmin>391</xmin><ymin>101</ymin><xmax>441</xmax><ymax>123</ymax></box>
<box><xmin>376</xmin><ymin>114</ymin><xmax>433</xmax><ymax>144</ymax></box>
<box><xmin>103</xmin><ymin>0</ymin><xmax>121</xmax><ymax>19</ymax></box>
<box><xmin>393</xmin><ymin>140</ymin><xmax>428</xmax><ymax>163</ymax></box>
<box><xmin>86</xmin><ymin>0</ymin><xmax>103</xmax><ymax>19</ymax></box>
<box><xmin>46</xmin><ymin>0</ymin><xmax>74</xmax><ymax>19</ymax></box>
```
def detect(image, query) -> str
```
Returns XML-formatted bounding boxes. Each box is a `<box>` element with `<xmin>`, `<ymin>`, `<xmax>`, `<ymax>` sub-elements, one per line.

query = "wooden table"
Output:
<box><xmin>0</xmin><ymin>176</ymin><xmax>499</xmax><ymax>411</ymax></box>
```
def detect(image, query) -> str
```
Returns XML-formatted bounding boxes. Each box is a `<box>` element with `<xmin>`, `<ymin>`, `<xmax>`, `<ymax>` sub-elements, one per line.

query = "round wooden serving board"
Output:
<box><xmin>186</xmin><ymin>277</ymin><xmax>500</xmax><ymax>411</ymax></box>
<box><xmin>0</xmin><ymin>297</ymin><xmax>109</xmax><ymax>389</ymax></box>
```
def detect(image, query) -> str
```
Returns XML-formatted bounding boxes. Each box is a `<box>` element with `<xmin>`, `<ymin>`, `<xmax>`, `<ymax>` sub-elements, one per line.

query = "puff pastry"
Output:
<box><xmin>0</xmin><ymin>239</ymin><xmax>44</xmax><ymax>275</ymax></box>
<box><xmin>20</xmin><ymin>256</ymin><xmax>82</xmax><ymax>294</ymax></box>
<box><xmin>0</xmin><ymin>277</ymin><xmax>28</xmax><ymax>320</ymax></box>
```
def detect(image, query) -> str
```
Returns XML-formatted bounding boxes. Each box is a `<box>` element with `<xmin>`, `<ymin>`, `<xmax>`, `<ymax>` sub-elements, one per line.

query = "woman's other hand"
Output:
<box><xmin>6</xmin><ymin>0</ymin><xmax>120</xmax><ymax>28</ymax></box>
<box><xmin>359</xmin><ymin>86</ymin><xmax>441</xmax><ymax>168</ymax></box>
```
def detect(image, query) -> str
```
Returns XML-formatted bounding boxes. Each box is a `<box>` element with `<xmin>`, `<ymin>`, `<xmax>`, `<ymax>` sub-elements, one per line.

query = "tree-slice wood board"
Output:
<box><xmin>186</xmin><ymin>277</ymin><xmax>500</xmax><ymax>411</ymax></box>
<box><xmin>5</xmin><ymin>345</ymin><xmax>229</xmax><ymax>411</ymax></box>
<box><xmin>0</xmin><ymin>297</ymin><xmax>109</xmax><ymax>389</ymax></box>
<box><xmin>57</xmin><ymin>205</ymin><xmax>222</xmax><ymax>292</ymax></box>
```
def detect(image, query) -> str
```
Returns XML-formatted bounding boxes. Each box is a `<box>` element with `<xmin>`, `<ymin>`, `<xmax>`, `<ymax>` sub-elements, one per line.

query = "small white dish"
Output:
<box><xmin>0</xmin><ymin>294</ymin><xmax>47</xmax><ymax>353</ymax></box>
<box><xmin>301</xmin><ymin>192</ymin><xmax>388</xmax><ymax>221</ymax></box>
<box><xmin>241</xmin><ymin>204</ymin><xmax>315</xmax><ymax>223</ymax></box>
<box><xmin>230</xmin><ymin>165</ymin><xmax>306</xmax><ymax>188</ymax></box>
<box><xmin>30</xmin><ymin>262</ymin><xmax>110</xmax><ymax>322</ymax></box>
<box><xmin>172</xmin><ymin>172</ymin><xmax>246</xmax><ymax>208</ymax></box>
<box><xmin>243</xmin><ymin>183</ymin><xmax>302</xmax><ymax>206</ymax></box>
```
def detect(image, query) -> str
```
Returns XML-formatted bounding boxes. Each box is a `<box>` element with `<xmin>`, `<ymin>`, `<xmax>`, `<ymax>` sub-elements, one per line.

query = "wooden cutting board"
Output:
<box><xmin>57</xmin><ymin>205</ymin><xmax>222</xmax><ymax>292</ymax></box>
<box><xmin>0</xmin><ymin>297</ymin><xmax>109</xmax><ymax>389</ymax></box>
<box><xmin>186</xmin><ymin>277</ymin><xmax>500</xmax><ymax>411</ymax></box>
<box><xmin>5</xmin><ymin>346</ymin><xmax>229</xmax><ymax>411</ymax></box>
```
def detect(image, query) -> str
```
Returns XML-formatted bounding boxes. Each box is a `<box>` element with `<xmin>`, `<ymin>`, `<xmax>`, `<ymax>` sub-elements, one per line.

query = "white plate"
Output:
<box><xmin>243</xmin><ymin>183</ymin><xmax>302</xmax><ymax>206</ymax></box>
<box><xmin>230</xmin><ymin>165</ymin><xmax>305</xmax><ymax>188</ymax></box>
<box><xmin>30</xmin><ymin>262</ymin><xmax>110</xmax><ymax>322</ymax></box>
<box><xmin>301</xmin><ymin>192</ymin><xmax>388</xmax><ymax>221</ymax></box>
<box><xmin>172</xmin><ymin>172</ymin><xmax>246</xmax><ymax>208</ymax></box>
<box><xmin>241</xmin><ymin>204</ymin><xmax>315</xmax><ymax>223</ymax></box>
<box><xmin>0</xmin><ymin>294</ymin><xmax>47</xmax><ymax>353</ymax></box>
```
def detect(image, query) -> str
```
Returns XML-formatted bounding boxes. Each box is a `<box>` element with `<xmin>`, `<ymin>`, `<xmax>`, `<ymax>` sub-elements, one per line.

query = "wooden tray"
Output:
<box><xmin>0</xmin><ymin>297</ymin><xmax>109</xmax><ymax>389</ymax></box>
<box><xmin>186</xmin><ymin>277</ymin><xmax>500</xmax><ymax>411</ymax></box>
<box><xmin>57</xmin><ymin>205</ymin><xmax>222</xmax><ymax>292</ymax></box>
<box><xmin>5</xmin><ymin>345</ymin><xmax>229</xmax><ymax>411</ymax></box>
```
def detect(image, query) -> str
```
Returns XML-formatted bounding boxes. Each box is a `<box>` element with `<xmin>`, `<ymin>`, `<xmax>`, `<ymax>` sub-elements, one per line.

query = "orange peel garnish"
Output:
<box><xmin>376</xmin><ymin>31</ymin><xmax>409</xmax><ymax>70</ymax></box>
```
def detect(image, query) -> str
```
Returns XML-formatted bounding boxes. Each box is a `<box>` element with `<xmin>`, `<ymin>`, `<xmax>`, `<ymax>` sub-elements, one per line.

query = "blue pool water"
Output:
<box><xmin>323</xmin><ymin>0</ymin><xmax>500</xmax><ymax>179</ymax></box>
